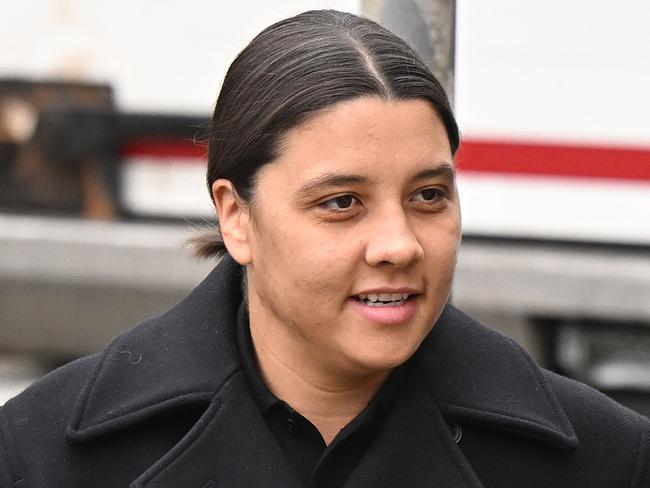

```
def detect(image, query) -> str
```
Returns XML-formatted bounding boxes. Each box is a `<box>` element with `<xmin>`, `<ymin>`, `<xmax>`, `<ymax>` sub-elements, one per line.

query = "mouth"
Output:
<box><xmin>353</xmin><ymin>292</ymin><xmax>416</xmax><ymax>307</ymax></box>
<box><xmin>349</xmin><ymin>290</ymin><xmax>420</xmax><ymax>325</ymax></box>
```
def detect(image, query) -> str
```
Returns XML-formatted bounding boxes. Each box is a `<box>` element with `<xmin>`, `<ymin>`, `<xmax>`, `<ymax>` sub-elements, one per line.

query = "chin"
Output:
<box><xmin>350</xmin><ymin>345</ymin><xmax>417</xmax><ymax>374</ymax></box>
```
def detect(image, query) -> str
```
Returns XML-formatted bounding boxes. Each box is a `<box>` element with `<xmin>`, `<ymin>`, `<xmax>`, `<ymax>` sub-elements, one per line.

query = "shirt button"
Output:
<box><xmin>286</xmin><ymin>417</ymin><xmax>300</xmax><ymax>435</ymax></box>
<box><xmin>447</xmin><ymin>420</ymin><xmax>462</xmax><ymax>444</ymax></box>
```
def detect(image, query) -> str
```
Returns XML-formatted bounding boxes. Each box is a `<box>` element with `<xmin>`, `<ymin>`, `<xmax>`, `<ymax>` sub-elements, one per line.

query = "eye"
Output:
<box><xmin>412</xmin><ymin>188</ymin><xmax>443</xmax><ymax>203</ymax></box>
<box><xmin>319</xmin><ymin>194</ymin><xmax>359</xmax><ymax>211</ymax></box>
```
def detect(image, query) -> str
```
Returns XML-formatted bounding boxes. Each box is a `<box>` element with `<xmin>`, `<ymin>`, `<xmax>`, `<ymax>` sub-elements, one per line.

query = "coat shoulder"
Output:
<box><xmin>0</xmin><ymin>260</ymin><xmax>242</xmax><ymax>486</ymax></box>
<box><xmin>0</xmin><ymin>353</ymin><xmax>100</xmax><ymax>483</ymax></box>
<box><xmin>542</xmin><ymin>369</ymin><xmax>650</xmax><ymax>487</ymax></box>
<box><xmin>425</xmin><ymin>305</ymin><xmax>650</xmax><ymax>487</ymax></box>
<box><xmin>0</xmin><ymin>313</ymin><xmax>217</xmax><ymax>486</ymax></box>
<box><xmin>542</xmin><ymin>367</ymin><xmax>648</xmax><ymax>431</ymax></box>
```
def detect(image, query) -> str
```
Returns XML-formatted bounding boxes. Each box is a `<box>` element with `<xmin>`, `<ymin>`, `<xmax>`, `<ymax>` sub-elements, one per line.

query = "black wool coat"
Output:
<box><xmin>1</xmin><ymin>256</ymin><xmax>649</xmax><ymax>488</ymax></box>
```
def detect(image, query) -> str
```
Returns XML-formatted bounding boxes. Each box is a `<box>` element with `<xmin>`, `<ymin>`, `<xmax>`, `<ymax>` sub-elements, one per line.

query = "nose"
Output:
<box><xmin>364</xmin><ymin>208</ymin><xmax>424</xmax><ymax>268</ymax></box>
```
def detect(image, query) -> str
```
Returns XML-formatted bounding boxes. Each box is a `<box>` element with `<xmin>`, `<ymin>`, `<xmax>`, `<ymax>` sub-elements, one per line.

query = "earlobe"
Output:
<box><xmin>212</xmin><ymin>179</ymin><xmax>252</xmax><ymax>265</ymax></box>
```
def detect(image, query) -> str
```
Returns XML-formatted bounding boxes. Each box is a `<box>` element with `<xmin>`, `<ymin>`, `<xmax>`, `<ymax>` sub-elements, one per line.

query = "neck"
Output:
<box><xmin>249</xmin><ymin>318</ymin><xmax>390</xmax><ymax>445</ymax></box>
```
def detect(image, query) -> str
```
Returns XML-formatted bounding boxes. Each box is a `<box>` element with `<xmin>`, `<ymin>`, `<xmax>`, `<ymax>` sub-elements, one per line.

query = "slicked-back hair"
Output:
<box><xmin>194</xmin><ymin>9</ymin><xmax>460</xmax><ymax>258</ymax></box>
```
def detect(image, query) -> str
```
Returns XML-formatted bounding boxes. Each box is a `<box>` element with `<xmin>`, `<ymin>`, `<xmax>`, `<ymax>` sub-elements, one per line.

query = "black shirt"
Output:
<box><xmin>236</xmin><ymin>303</ymin><xmax>410</xmax><ymax>488</ymax></box>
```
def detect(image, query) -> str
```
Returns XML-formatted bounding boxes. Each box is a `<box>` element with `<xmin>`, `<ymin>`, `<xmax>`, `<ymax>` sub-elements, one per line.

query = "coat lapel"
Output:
<box><xmin>416</xmin><ymin>306</ymin><xmax>577</xmax><ymax>450</ymax></box>
<box><xmin>344</xmin><ymin>368</ymin><xmax>484</xmax><ymax>488</ymax></box>
<box><xmin>132</xmin><ymin>371</ymin><xmax>302</xmax><ymax>488</ymax></box>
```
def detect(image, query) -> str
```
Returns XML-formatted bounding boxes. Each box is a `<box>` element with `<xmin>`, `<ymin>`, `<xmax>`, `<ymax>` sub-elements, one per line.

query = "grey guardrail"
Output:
<box><xmin>0</xmin><ymin>213</ymin><xmax>209</xmax><ymax>288</ymax></box>
<box><xmin>453</xmin><ymin>239</ymin><xmax>650</xmax><ymax>321</ymax></box>
<box><xmin>1</xmin><ymin>213</ymin><xmax>650</xmax><ymax>357</ymax></box>
<box><xmin>0</xmin><ymin>214</ymin><xmax>212</xmax><ymax>356</ymax></box>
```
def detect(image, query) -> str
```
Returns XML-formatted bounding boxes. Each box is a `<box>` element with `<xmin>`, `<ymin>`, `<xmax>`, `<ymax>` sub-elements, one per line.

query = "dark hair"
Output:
<box><xmin>193</xmin><ymin>9</ymin><xmax>460</xmax><ymax>258</ymax></box>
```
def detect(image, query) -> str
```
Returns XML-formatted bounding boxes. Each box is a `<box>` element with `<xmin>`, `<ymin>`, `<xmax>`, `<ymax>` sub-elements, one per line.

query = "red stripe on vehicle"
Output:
<box><xmin>122</xmin><ymin>137</ymin><xmax>650</xmax><ymax>182</ymax></box>
<box><xmin>457</xmin><ymin>139</ymin><xmax>650</xmax><ymax>181</ymax></box>
<box><xmin>122</xmin><ymin>139</ymin><xmax>206</xmax><ymax>159</ymax></box>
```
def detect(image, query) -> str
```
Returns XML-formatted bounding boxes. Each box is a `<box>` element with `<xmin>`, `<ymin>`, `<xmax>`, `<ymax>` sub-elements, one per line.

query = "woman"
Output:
<box><xmin>0</xmin><ymin>9</ymin><xmax>648</xmax><ymax>488</ymax></box>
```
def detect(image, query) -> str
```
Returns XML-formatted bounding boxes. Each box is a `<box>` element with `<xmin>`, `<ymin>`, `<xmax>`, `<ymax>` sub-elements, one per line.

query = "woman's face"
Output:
<box><xmin>236</xmin><ymin>97</ymin><xmax>461</xmax><ymax>377</ymax></box>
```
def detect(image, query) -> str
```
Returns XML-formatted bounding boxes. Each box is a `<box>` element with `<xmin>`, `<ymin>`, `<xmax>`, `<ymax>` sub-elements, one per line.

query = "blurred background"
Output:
<box><xmin>1</xmin><ymin>0</ymin><xmax>649</xmax><ymax>416</ymax></box>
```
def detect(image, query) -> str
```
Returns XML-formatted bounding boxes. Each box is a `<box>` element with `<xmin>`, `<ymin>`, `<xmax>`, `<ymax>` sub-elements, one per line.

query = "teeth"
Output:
<box><xmin>356</xmin><ymin>292</ymin><xmax>412</xmax><ymax>304</ymax></box>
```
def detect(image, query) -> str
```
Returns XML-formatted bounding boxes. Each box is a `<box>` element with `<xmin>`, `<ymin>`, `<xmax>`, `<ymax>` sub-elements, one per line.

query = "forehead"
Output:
<box><xmin>266</xmin><ymin>97</ymin><xmax>453</xmax><ymax>184</ymax></box>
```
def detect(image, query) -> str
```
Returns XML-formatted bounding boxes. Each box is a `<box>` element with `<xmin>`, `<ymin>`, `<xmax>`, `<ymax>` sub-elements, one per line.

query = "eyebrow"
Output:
<box><xmin>296</xmin><ymin>163</ymin><xmax>455</xmax><ymax>197</ymax></box>
<box><xmin>412</xmin><ymin>164</ymin><xmax>456</xmax><ymax>184</ymax></box>
<box><xmin>297</xmin><ymin>173</ymin><xmax>368</xmax><ymax>197</ymax></box>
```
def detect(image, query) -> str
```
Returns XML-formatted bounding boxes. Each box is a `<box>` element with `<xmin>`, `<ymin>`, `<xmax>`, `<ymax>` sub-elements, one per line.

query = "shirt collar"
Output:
<box><xmin>236</xmin><ymin>301</ymin><xmax>279</xmax><ymax>414</ymax></box>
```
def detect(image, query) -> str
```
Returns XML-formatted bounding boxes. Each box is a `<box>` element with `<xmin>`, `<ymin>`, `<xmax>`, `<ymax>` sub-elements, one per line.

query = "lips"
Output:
<box><xmin>350</xmin><ymin>288</ymin><xmax>420</xmax><ymax>325</ymax></box>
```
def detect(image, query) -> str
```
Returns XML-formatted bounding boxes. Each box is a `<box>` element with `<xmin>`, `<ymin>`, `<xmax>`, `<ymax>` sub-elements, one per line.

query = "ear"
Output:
<box><xmin>212</xmin><ymin>179</ymin><xmax>252</xmax><ymax>265</ymax></box>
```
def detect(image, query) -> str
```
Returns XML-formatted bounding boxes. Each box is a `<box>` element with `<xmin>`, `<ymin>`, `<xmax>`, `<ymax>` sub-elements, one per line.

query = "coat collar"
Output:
<box><xmin>66</xmin><ymin>255</ymin><xmax>244</xmax><ymax>442</ymax></box>
<box><xmin>66</xmin><ymin>254</ymin><xmax>577</xmax><ymax>452</ymax></box>
<box><xmin>415</xmin><ymin>306</ymin><xmax>577</xmax><ymax>449</ymax></box>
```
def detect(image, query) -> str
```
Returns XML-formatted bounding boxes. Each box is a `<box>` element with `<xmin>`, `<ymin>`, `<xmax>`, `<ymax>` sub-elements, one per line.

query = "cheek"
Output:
<box><xmin>291</xmin><ymin>246</ymin><xmax>354</xmax><ymax>300</ymax></box>
<box><xmin>252</xmin><ymin>217</ymin><xmax>356</xmax><ymax>299</ymax></box>
<box><xmin>422</xmin><ymin>213</ymin><xmax>461</xmax><ymax>254</ymax></box>
<box><xmin>420</xmin><ymin>220</ymin><xmax>461</xmax><ymax>289</ymax></box>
